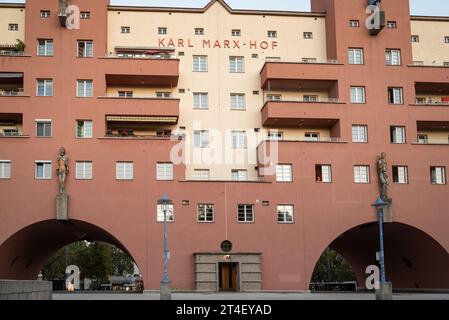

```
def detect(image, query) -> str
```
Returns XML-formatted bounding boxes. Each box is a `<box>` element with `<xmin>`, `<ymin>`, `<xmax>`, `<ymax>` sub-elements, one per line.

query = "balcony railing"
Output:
<box><xmin>415</xmin><ymin>100</ymin><xmax>449</xmax><ymax>106</ymax></box>
<box><xmin>416</xmin><ymin>140</ymin><xmax>449</xmax><ymax>145</ymax></box>
<box><xmin>104</xmin><ymin>133</ymin><xmax>183</xmax><ymax>140</ymax></box>
<box><xmin>104</xmin><ymin>53</ymin><xmax>178</xmax><ymax>60</ymax></box>
<box><xmin>0</xmin><ymin>50</ymin><xmax>25</xmax><ymax>56</ymax></box>
<box><xmin>411</xmin><ymin>61</ymin><xmax>449</xmax><ymax>67</ymax></box>
<box><xmin>186</xmin><ymin>176</ymin><xmax>266</xmax><ymax>182</ymax></box>
<box><xmin>266</xmin><ymin>97</ymin><xmax>341</xmax><ymax>103</ymax></box>
<box><xmin>265</xmin><ymin>57</ymin><xmax>340</xmax><ymax>64</ymax></box>
<box><xmin>267</xmin><ymin>137</ymin><xmax>345</xmax><ymax>143</ymax></box>
<box><xmin>101</xmin><ymin>93</ymin><xmax>176</xmax><ymax>99</ymax></box>
<box><xmin>0</xmin><ymin>88</ymin><xmax>24</xmax><ymax>96</ymax></box>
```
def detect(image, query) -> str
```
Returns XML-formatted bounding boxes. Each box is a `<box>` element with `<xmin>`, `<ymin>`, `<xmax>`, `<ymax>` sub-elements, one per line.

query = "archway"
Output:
<box><xmin>0</xmin><ymin>219</ymin><xmax>143</xmax><ymax>289</ymax></box>
<box><xmin>311</xmin><ymin>222</ymin><xmax>449</xmax><ymax>290</ymax></box>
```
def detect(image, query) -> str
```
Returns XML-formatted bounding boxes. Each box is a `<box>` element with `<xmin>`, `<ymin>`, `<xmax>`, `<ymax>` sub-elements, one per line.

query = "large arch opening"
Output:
<box><xmin>0</xmin><ymin>219</ymin><xmax>144</xmax><ymax>290</ymax></box>
<box><xmin>311</xmin><ymin>222</ymin><xmax>449</xmax><ymax>290</ymax></box>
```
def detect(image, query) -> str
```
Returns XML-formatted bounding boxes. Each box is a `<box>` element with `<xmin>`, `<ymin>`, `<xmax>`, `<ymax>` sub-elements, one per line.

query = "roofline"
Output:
<box><xmin>411</xmin><ymin>15</ymin><xmax>449</xmax><ymax>22</ymax></box>
<box><xmin>0</xmin><ymin>3</ymin><xmax>25</xmax><ymax>9</ymax></box>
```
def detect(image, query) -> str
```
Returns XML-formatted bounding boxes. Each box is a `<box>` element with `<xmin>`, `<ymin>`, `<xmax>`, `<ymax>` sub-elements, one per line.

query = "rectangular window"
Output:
<box><xmin>40</xmin><ymin>10</ymin><xmax>50</xmax><ymax>18</ymax></box>
<box><xmin>231</xmin><ymin>29</ymin><xmax>241</xmax><ymax>37</ymax></box>
<box><xmin>77</xmin><ymin>80</ymin><xmax>93</xmax><ymax>97</ymax></box>
<box><xmin>302</xmin><ymin>58</ymin><xmax>317</xmax><ymax>63</ymax></box>
<box><xmin>304</xmin><ymin>95</ymin><xmax>318</xmax><ymax>102</ymax></box>
<box><xmin>36</xmin><ymin>79</ymin><xmax>53</xmax><ymax>96</ymax></box>
<box><xmin>444</xmin><ymin>36</ymin><xmax>449</xmax><ymax>44</ymax></box>
<box><xmin>231</xmin><ymin>169</ymin><xmax>248</xmax><ymax>181</ymax></box>
<box><xmin>350</xmin><ymin>87</ymin><xmax>366</xmax><ymax>103</ymax></box>
<box><xmin>194</xmin><ymin>130</ymin><xmax>209</xmax><ymax>148</ymax></box>
<box><xmin>388</xmin><ymin>87</ymin><xmax>403</xmax><ymax>104</ymax></box>
<box><xmin>267</xmin><ymin>94</ymin><xmax>282</xmax><ymax>101</ymax></box>
<box><xmin>157</xmin><ymin>204</ymin><xmax>174</xmax><ymax>222</ymax></box>
<box><xmin>194</xmin><ymin>169</ymin><xmax>210</xmax><ymax>180</ymax></box>
<box><xmin>444</xmin><ymin>62</ymin><xmax>449</xmax><ymax>67</ymax></box>
<box><xmin>229</xmin><ymin>56</ymin><xmax>245</xmax><ymax>73</ymax></box>
<box><xmin>387</xmin><ymin>21</ymin><xmax>397</xmax><ymax>29</ymax></box>
<box><xmin>411</xmin><ymin>35</ymin><xmax>420</xmax><ymax>43</ymax></box>
<box><xmin>276</xmin><ymin>164</ymin><xmax>292</xmax><ymax>182</ymax></box>
<box><xmin>354</xmin><ymin>165</ymin><xmax>370</xmax><ymax>184</ymax></box>
<box><xmin>121</xmin><ymin>26</ymin><xmax>130</xmax><ymax>33</ymax></box>
<box><xmin>76</xmin><ymin>120</ymin><xmax>93</xmax><ymax>138</ymax></box>
<box><xmin>36</xmin><ymin>120</ymin><xmax>52</xmax><ymax>137</ymax></box>
<box><xmin>194</xmin><ymin>28</ymin><xmax>204</xmax><ymax>35</ymax></box>
<box><xmin>303</xmin><ymin>32</ymin><xmax>313</xmax><ymax>39</ymax></box>
<box><xmin>80</xmin><ymin>11</ymin><xmax>91</xmax><ymax>19</ymax></box>
<box><xmin>158</xmin><ymin>27</ymin><xmax>167</xmax><ymax>35</ymax></box>
<box><xmin>390</xmin><ymin>126</ymin><xmax>406</xmax><ymax>144</ymax></box>
<box><xmin>267</xmin><ymin>30</ymin><xmax>277</xmax><ymax>38</ymax></box>
<box><xmin>231</xmin><ymin>130</ymin><xmax>247</xmax><ymax>149</ymax></box>
<box><xmin>268</xmin><ymin>130</ymin><xmax>283</xmax><ymax>141</ymax></box>
<box><xmin>193</xmin><ymin>55</ymin><xmax>208</xmax><ymax>72</ymax></box>
<box><xmin>0</xmin><ymin>161</ymin><xmax>11</xmax><ymax>179</ymax></box>
<box><xmin>77</xmin><ymin>40</ymin><xmax>93</xmax><ymax>57</ymax></box>
<box><xmin>431</xmin><ymin>167</ymin><xmax>446</xmax><ymax>185</ymax></box>
<box><xmin>156</xmin><ymin>163</ymin><xmax>173</xmax><ymax>181</ymax></box>
<box><xmin>238</xmin><ymin>204</ymin><xmax>254</xmax><ymax>223</ymax></box>
<box><xmin>277</xmin><ymin>205</ymin><xmax>294</xmax><ymax>223</ymax></box>
<box><xmin>156</xmin><ymin>92</ymin><xmax>172</xmax><ymax>99</ymax></box>
<box><xmin>116</xmin><ymin>162</ymin><xmax>133</xmax><ymax>180</ymax></box>
<box><xmin>305</xmin><ymin>132</ymin><xmax>320</xmax><ymax>141</ymax></box>
<box><xmin>417</xmin><ymin>134</ymin><xmax>428</xmax><ymax>144</ymax></box>
<box><xmin>197</xmin><ymin>204</ymin><xmax>214</xmax><ymax>222</ymax></box>
<box><xmin>8</xmin><ymin>24</ymin><xmax>18</xmax><ymax>31</ymax></box>
<box><xmin>37</xmin><ymin>39</ymin><xmax>53</xmax><ymax>56</ymax></box>
<box><xmin>316</xmin><ymin>165</ymin><xmax>332</xmax><ymax>183</ymax></box>
<box><xmin>348</xmin><ymin>48</ymin><xmax>364</xmax><ymax>65</ymax></box>
<box><xmin>35</xmin><ymin>161</ymin><xmax>52</xmax><ymax>179</ymax></box>
<box><xmin>386</xmin><ymin>49</ymin><xmax>401</xmax><ymax>65</ymax></box>
<box><xmin>230</xmin><ymin>93</ymin><xmax>246</xmax><ymax>110</ymax></box>
<box><xmin>193</xmin><ymin>93</ymin><xmax>208</xmax><ymax>109</ymax></box>
<box><xmin>352</xmin><ymin>125</ymin><xmax>368</xmax><ymax>143</ymax></box>
<box><xmin>76</xmin><ymin>161</ymin><xmax>93</xmax><ymax>180</ymax></box>
<box><xmin>118</xmin><ymin>91</ymin><xmax>133</xmax><ymax>98</ymax></box>
<box><xmin>349</xmin><ymin>20</ymin><xmax>360</xmax><ymax>28</ymax></box>
<box><xmin>393</xmin><ymin>166</ymin><xmax>408</xmax><ymax>184</ymax></box>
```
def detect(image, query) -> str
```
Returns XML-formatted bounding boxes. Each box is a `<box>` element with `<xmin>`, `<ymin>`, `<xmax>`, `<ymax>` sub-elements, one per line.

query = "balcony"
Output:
<box><xmin>415</xmin><ymin>121</ymin><xmax>449</xmax><ymax>145</ymax></box>
<box><xmin>412</xmin><ymin>82</ymin><xmax>449</xmax><ymax>107</ymax></box>
<box><xmin>0</xmin><ymin>72</ymin><xmax>25</xmax><ymax>97</ymax></box>
<box><xmin>0</xmin><ymin>113</ymin><xmax>27</xmax><ymax>138</ymax></box>
<box><xmin>104</xmin><ymin>115</ymin><xmax>180</xmax><ymax>139</ymax></box>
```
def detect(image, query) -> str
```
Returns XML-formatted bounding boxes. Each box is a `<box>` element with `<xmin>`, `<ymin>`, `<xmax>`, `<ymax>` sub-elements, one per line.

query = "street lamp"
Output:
<box><xmin>372</xmin><ymin>197</ymin><xmax>393</xmax><ymax>300</ymax></box>
<box><xmin>158</xmin><ymin>193</ymin><xmax>172</xmax><ymax>300</ymax></box>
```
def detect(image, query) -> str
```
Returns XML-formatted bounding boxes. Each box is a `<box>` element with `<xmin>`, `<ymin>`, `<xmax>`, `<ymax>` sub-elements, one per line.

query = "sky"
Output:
<box><xmin>0</xmin><ymin>0</ymin><xmax>448</xmax><ymax>16</ymax></box>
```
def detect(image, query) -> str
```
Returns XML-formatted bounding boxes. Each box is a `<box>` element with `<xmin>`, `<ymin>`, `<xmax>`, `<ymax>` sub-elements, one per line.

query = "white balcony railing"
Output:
<box><xmin>101</xmin><ymin>93</ymin><xmax>176</xmax><ymax>99</ymax></box>
<box><xmin>265</xmin><ymin>57</ymin><xmax>340</xmax><ymax>64</ymax></box>
<box><xmin>0</xmin><ymin>88</ymin><xmax>24</xmax><ymax>96</ymax></box>
<box><xmin>105</xmin><ymin>53</ymin><xmax>178</xmax><ymax>60</ymax></box>
<box><xmin>416</xmin><ymin>140</ymin><xmax>449</xmax><ymax>145</ymax></box>
<box><xmin>415</xmin><ymin>100</ymin><xmax>449</xmax><ymax>106</ymax></box>
<box><xmin>0</xmin><ymin>50</ymin><xmax>25</xmax><ymax>56</ymax></box>
<box><xmin>266</xmin><ymin>97</ymin><xmax>341</xmax><ymax>103</ymax></box>
<box><xmin>411</xmin><ymin>61</ymin><xmax>449</xmax><ymax>67</ymax></box>
<box><xmin>267</xmin><ymin>137</ymin><xmax>344</xmax><ymax>143</ymax></box>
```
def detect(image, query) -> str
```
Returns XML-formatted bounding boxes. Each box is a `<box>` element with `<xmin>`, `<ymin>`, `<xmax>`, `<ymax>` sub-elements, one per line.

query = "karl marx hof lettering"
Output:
<box><xmin>158</xmin><ymin>38</ymin><xmax>278</xmax><ymax>50</ymax></box>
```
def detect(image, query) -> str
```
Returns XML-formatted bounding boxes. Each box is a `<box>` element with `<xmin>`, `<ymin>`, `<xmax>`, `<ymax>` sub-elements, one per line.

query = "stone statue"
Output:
<box><xmin>57</xmin><ymin>147</ymin><xmax>69</xmax><ymax>194</ymax></box>
<box><xmin>377</xmin><ymin>152</ymin><xmax>389</xmax><ymax>200</ymax></box>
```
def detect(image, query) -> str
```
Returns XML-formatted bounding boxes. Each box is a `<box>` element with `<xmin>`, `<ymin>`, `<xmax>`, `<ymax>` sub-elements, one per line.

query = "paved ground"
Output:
<box><xmin>53</xmin><ymin>292</ymin><xmax>449</xmax><ymax>300</ymax></box>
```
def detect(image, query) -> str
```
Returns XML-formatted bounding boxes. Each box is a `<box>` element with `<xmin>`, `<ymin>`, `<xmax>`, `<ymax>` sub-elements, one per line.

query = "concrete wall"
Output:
<box><xmin>0</xmin><ymin>280</ymin><xmax>52</xmax><ymax>300</ymax></box>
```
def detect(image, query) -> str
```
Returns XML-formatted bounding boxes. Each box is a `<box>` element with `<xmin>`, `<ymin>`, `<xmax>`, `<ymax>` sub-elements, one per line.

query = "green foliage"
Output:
<box><xmin>14</xmin><ymin>39</ymin><xmax>26</xmax><ymax>52</ymax></box>
<box><xmin>311</xmin><ymin>247</ymin><xmax>356</xmax><ymax>283</ymax></box>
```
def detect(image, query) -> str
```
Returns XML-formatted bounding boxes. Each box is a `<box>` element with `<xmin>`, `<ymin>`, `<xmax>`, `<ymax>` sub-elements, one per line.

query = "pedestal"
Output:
<box><xmin>375</xmin><ymin>282</ymin><xmax>393</xmax><ymax>300</ymax></box>
<box><xmin>160</xmin><ymin>280</ymin><xmax>172</xmax><ymax>300</ymax></box>
<box><xmin>383</xmin><ymin>198</ymin><xmax>393</xmax><ymax>223</ymax></box>
<box><xmin>56</xmin><ymin>193</ymin><xmax>69</xmax><ymax>221</ymax></box>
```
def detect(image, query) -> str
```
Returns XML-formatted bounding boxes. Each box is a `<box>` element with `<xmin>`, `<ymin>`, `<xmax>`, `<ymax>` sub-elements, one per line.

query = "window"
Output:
<box><xmin>390</xmin><ymin>126</ymin><xmax>406</xmax><ymax>144</ymax></box>
<box><xmin>36</xmin><ymin>79</ymin><xmax>53</xmax><ymax>96</ymax></box>
<box><xmin>431</xmin><ymin>167</ymin><xmax>446</xmax><ymax>185</ymax></box>
<box><xmin>76</xmin><ymin>161</ymin><xmax>93</xmax><ymax>180</ymax></box>
<box><xmin>35</xmin><ymin>161</ymin><xmax>51</xmax><ymax>179</ymax></box>
<box><xmin>444</xmin><ymin>36</ymin><xmax>449</xmax><ymax>44</ymax></box>
<box><xmin>157</xmin><ymin>163</ymin><xmax>173</xmax><ymax>181</ymax></box>
<box><xmin>193</xmin><ymin>93</ymin><xmax>208</xmax><ymax>109</ymax></box>
<box><xmin>388</xmin><ymin>87</ymin><xmax>403</xmax><ymax>104</ymax></box>
<box><xmin>0</xmin><ymin>161</ymin><xmax>11</xmax><ymax>179</ymax></box>
<box><xmin>230</xmin><ymin>93</ymin><xmax>246</xmax><ymax>110</ymax></box>
<box><xmin>354</xmin><ymin>165</ymin><xmax>370</xmax><ymax>183</ymax></box>
<box><xmin>2</xmin><ymin>128</ymin><xmax>19</xmax><ymax>136</ymax></box>
<box><xmin>393</xmin><ymin>166</ymin><xmax>408</xmax><ymax>184</ymax></box>
<box><xmin>268</xmin><ymin>130</ymin><xmax>283</xmax><ymax>141</ymax></box>
<box><xmin>267</xmin><ymin>30</ymin><xmax>277</xmax><ymax>38</ymax></box>
<box><xmin>118</xmin><ymin>91</ymin><xmax>133</xmax><ymax>98</ymax></box>
<box><xmin>267</xmin><ymin>94</ymin><xmax>282</xmax><ymax>101</ymax></box>
<box><xmin>157</xmin><ymin>204</ymin><xmax>174</xmax><ymax>222</ymax></box>
<box><xmin>80</xmin><ymin>11</ymin><xmax>91</xmax><ymax>19</ymax></box>
<box><xmin>348</xmin><ymin>48</ymin><xmax>364</xmax><ymax>65</ymax></box>
<box><xmin>417</xmin><ymin>134</ymin><xmax>428</xmax><ymax>144</ymax></box>
<box><xmin>156</xmin><ymin>92</ymin><xmax>172</xmax><ymax>99</ymax></box>
<box><xmin>277</xmin><ymin>205</ymin><xmax>294</xmax><ymax>223</ymax></box>
<box><xmin>158</xmin><ymin>27</ymin><xmax>167</xmax><ymax>35</ymax></box>
<box><xmin>197</xmin><ymin>204</ymin><xmax>214</xmax><ymax>222</ymax></box>
<box><xmin>194</xmin><ymin>130</ymin><xmax>209</xmax><ymax>148</ymax></box>
<box><xmin>411</xmin><ymin>35</ymin><xmax>420</xmax><ymax>43</ymax></box>
<box><xmin>349</xmin><ymin>20</ymin><xmax>360</xmax><ymax>27</ymax></box>
<box><xmin>276</xmin><ymin>164</ymin><xmax>292</xmax><ymax>182</ymax></box>
<box><xmin>303</xmin><ymin>32</ymin><xmax>313</xmax><ymax>39</ymax></box>
<box><xmin>37</xmin><ymin>39</ymin><xmax>53</xmax><ymax>56</ymax></box>
<box><xmin>77</xmin><ymin>40</ymin><xmax>93</xmax><ymax>57</ymax></box>
<box><xmin>194</xmin><ymin>169</ymin><xmax>210</xmax><ymax>180</ymax></box>
<box><xmin>386</xmin><ymin>49</ymin><xmax>401</xmax><ymax>65</ymax></box>
<box><xmin>36</xmin><ymin>120</ymin><xmax>52</xmax><ymax>137</ymax></box>
<box><xmin>305</xmin><ymin>132</ymin><xmax>320</xmax><ymax>141</ymax></box>
<box><xmin>302</xmin><ymin>58</ymin><xmax>317</xmax><ymax>63</ymax></box>
<box><xmin>116</xmin><ymin>162</ymin><xmax>133</xmax><ymax>180</ymax></box>
<box><xmin>304</xmin><ymin>95</ymin><xmax>318</xmax><ymax>102</ymax></box>
<box><xmin>8</xmin><ymin>24</ymin><xmax>18</xmax><ymax>31</ymax></box>
<box><xmin>316</xmin><ymin>165</ymin><xmax>332</xmax><ymax>183</ymax></box>
<box><xmin>350</xmin><ymin>87</ymin><xmax>366</xmax><ymax>103</ymax></box>
<box><xmin>193</xmin><ymin>55</ymin><xmax>208</xmax><ymax>72</ymax></box>
<box><xmin>387</xmin><ymin>21</ymin><xmax>397</xmax><ymax>29</ymax></box>
<box><xmin>444</xmin><ymin>62</ymin><xmax>449</xmax><ymax>67</ymax></box>
<box><xmin>40</xmin><ymin>10</ymin><xmax>50</xmax><ymax>18</ymax></box>
<box><xmin>231</xmin><ymin>130</ymin><xmax>247</xmax><ymax>149</ymax></box>
<box><xmin>231</xmin><ymin>169</ymin><xmax>247</xmax><ymax>181</ymax></box>
<box><xmin>77</xmin><ymin>80</ymin><xmax>93</xmax><ymax>97</ymax></box>
<box><xmin>252</xmin><ymin>54</ymin><xmax>258</xmax><ymax>59</ymax></box>
<box><xmin>352</xmin><ymin>125</ymin><xmax>368</xmax><ymax>143</ymax></box>
<box><xmin>194</xmin><ymin>28</ymin><xmax>204</xmax><ymax>35</ymax></box>
<box><xmin>229</xmin><ymin>56</ymin><xmax>245</xmax><ymax>73</ymax></box>
<box><xmin>231</xmin><ymin>29</ymin><xmax>241</xmax><ymax>37</ymax></box>
<box><xmin>76</xmin><ymin>120</ymin><xmax>93</xmax><ymax>138</ymax></box>
<box><xmin>121</xmin><ymin>26</ymin><xmax>130</xmax><ymax>33</ymax></box>
<box><xmin>238</xmin><ymin>204</ymin><xmax>254</xmax><ymax>223</ymax></box>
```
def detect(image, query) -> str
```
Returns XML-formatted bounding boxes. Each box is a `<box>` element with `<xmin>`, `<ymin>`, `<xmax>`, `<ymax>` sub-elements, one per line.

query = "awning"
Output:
<box><xmin>106</xmin><ymin>115</ymin><xmax>177</xmax><ymax>124</ymax></box>
<box><xmin>0</xmin><ymin>72</ymin><xmax>23</xmax><ymax>78</ymax></box>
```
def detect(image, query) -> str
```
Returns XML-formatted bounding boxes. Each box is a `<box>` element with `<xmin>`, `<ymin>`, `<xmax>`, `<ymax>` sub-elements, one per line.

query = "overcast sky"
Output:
<box><xmin>0</xmin><ymin>0</ymin><xmax>448</xmax><ymax>16</ymax></box>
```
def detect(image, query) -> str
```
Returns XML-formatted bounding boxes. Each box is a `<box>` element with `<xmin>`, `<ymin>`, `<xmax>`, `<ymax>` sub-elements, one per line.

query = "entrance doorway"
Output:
<box><xmin>218</xmin><ymin>263</ymin><xmax>238</xmax><ymax>291</ymax></box>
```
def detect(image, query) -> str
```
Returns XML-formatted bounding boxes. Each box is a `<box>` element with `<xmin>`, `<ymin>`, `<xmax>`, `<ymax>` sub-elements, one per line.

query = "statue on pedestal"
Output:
<box><xmin>377</xmin><ymin>152</ymin><xmax>389</xmax><ymax>200</ymax></box>
<box><xmin>57</xmin><ymin>147</ymin><xmax>69</xmax><ymax>194</ymax></box>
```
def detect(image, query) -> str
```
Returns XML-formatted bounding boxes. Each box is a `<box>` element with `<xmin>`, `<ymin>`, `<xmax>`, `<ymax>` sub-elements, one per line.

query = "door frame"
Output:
<box><xmin>216</xmin><ymin>262</ymin><xmax>240</xmax><ymax>292</ymax></box>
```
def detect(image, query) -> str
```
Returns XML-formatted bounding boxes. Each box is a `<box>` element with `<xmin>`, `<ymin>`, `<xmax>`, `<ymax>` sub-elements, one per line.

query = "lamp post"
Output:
<box><xmin>373</xmin><ymin>197</ymin><xmax>393</xmax><ymax>300</ymax></box>
<box><xmin>159</xmin><ymin>193</ymin><xmax>172</xmax><ymax>300</ymax></box>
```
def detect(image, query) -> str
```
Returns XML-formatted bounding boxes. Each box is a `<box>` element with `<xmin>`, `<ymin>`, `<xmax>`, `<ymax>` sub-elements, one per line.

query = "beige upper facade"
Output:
<box><xmin>411</xmin><ymin>18</ymin><xmax>449</xmax><ymax>66</ymax></box>
<box><xmin>0</xmin><ymin>5</ymin><xmax>25</xmax><ymax>47</ymax></box>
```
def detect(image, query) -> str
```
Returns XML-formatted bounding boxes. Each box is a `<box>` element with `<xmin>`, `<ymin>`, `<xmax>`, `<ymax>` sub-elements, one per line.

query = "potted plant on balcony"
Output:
<box><xmin>14</xmin><ymin>39</ymin><xmax>26</xmax><ymax>53</ymax></box>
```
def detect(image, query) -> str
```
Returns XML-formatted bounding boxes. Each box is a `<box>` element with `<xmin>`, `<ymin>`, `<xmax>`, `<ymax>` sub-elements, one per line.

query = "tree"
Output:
<box><xmin>311</xmin><ymin>247</ymin><xmax>356</xmax><ymax>283</ymax></box>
